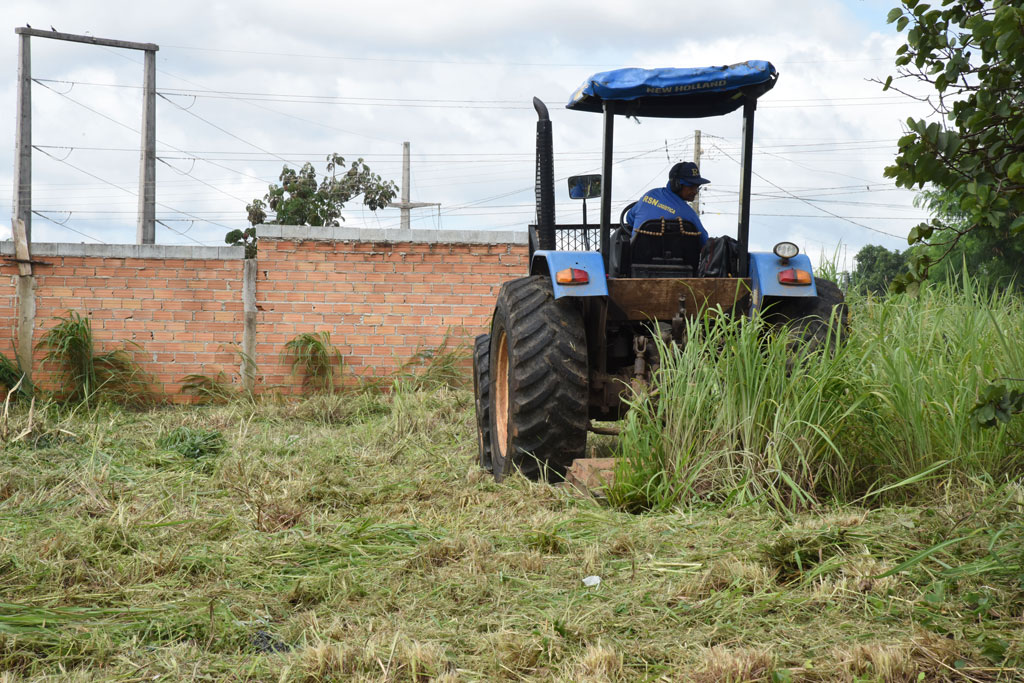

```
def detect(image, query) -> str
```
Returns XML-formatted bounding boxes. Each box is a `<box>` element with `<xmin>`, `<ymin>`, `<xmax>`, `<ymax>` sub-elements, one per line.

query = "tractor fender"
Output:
<box><xmin>749</xmin><ymin>251</ymin><xmax>817</xmax><ymax>312</ymax></box>
<box><xmin>530</xmin><ymin>250</ymin><xmax>609</xmax><ymax>299</ymax></box>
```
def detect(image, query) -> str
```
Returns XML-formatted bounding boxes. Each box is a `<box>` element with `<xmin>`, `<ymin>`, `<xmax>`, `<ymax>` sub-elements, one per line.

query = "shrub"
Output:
<box><xmin>157</xmin><ymin>426</ymin><xmax>227</xmax><ymax>459</ymax></box>
<box><xmin>36</xmin><ymin>311</ymin><xmax>151</xmax><ymax>406</ymax></box>
<box><xmin>282</xmin><ymin>332</ymin><xmax>344</xmax><ymax>394</ymax></box>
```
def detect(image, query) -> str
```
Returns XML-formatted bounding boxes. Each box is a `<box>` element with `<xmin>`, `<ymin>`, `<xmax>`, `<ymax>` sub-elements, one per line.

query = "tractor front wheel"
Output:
<box><xmin>489</xmin><ymin>276</ymin><xmax>588</xmax><ymax>482</ymax></box>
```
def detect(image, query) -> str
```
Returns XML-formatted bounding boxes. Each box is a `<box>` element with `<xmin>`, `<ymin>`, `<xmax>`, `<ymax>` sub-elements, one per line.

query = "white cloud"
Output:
<box><xmin>0</xmin><ymin>0</ymin><xmax>933</xmax><ymax>267</ymax></box>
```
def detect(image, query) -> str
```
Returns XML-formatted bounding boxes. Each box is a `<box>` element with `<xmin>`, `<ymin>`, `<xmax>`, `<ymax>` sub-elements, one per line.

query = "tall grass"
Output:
<box><xmin>845</xmin><ymin>275</ymin><xmax>1024</xmax><ymax>489</ymax></box>
<box><xmin>0</xmin><ymin>352</ymin><xmax>32</xmax><ymax>400</ymax></box>
<box><xmin>608</xmin><ymin>313</ymin><xmax>860</xmax><ymax>512</ymax></box>
<box><xmin>181</xmin><ymin>370</ymin><xmax>238</xmax><ymax>404</ymax></box>
<box><xmin>391</xmin><ymin>331</ymin><xmax>468</xmax><ymax>392</ymax></box>
<box><xmin>36</xmin><ymin>311</ymin><xmax>152</xmax><ymax>406</ymax></box>
<box><xmin>609</xmin><ymin>278</ymin><xmax>1024</xmax><ymax>512</ymax></box>
<box><xmin>282</xmin><ymin>331</ymin><xmax>344</xmax><ymax>394</ymax></box>
<box><xmin>181</xmin><ymin>344</ymin><xmax>258</xmax><ymax>403</ymax></box>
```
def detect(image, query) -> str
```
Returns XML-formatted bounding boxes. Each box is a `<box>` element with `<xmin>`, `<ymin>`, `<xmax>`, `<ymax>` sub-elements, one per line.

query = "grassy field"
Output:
<box><xmin>1</xmin><ymin>284</ymin><xmax>1023</xmax><ymax>681</ymax></box>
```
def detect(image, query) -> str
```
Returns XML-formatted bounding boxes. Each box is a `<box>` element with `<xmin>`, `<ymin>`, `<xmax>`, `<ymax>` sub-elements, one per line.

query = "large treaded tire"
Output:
<box><xmin>489</xmin><ymin>276</ymin><xmax>588</xmax><ymax>482</ymax></box>
<box><xmin>472</xmin><ymin>333</ymin><xmax>492</xmax><ymax>472</ymax></box>
<box><xmin>771</xmin><ymin>277</ymin><xmax>849</xmax><ymax>353</ymax></box>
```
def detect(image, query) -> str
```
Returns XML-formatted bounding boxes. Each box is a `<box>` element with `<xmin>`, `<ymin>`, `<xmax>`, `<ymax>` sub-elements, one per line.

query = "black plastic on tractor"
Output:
<box><xmin>533</xmin><ymin>97</ymin><xmax>556</xmax><ymax>253</ymax></box>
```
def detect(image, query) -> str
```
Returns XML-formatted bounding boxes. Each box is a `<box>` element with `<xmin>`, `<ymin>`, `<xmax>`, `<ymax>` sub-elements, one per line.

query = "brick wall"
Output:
<box><xmin>0</xmin><ymin>267</ymin><xmax>13</xmax><ymax>356</ymax></box>
<box><xmin>1</xmin><ymin>227</ymin><xmax>528</xmax><ymax>400</ymax></box>
<box><xmin>255</xmin><ymin>226</ymin><xmax>527</xmax><ymax>391</ymax></box>
<box><xmin>1</xmin><ymin>243</ymin><xmax>245</xmax><ymax>397</ymax></box>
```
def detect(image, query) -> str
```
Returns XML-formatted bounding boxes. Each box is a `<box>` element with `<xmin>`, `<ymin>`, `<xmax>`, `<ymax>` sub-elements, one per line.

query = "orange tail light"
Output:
<box><xmin>556</xmin><ymin>268</ymin><xmax>590</xmax><ymax>285</ymax></box>
<box><xmin>778</xmin><ymin>268</ymin><xmax>812</xmax><ymax>285</ymax></box>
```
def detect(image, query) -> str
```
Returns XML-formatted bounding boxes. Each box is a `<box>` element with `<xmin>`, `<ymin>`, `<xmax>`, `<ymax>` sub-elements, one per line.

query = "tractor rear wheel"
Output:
<box><xmin>489</xmin><ymin>276</ymin><xmax>588</xmax><ymax>482</ymax></box>
<box><xmin>472</xmin><ymin>333</ymin><xmax>492</xmax><ymax>472</ymax></box>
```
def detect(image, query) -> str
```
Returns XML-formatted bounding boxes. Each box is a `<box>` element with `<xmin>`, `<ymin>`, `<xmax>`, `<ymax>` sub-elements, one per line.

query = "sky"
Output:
<box><xmin>0</xmin><ymin>0</ymin><xmax>937</xmax><ymax>271</ymax></box>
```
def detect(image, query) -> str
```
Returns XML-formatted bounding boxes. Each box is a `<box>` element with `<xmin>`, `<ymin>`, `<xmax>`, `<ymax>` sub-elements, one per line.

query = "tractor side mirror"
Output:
<box><xmin>568</xmin><ymin>174</ymin><xmax>601</xmax><ymax>200</ymax></box>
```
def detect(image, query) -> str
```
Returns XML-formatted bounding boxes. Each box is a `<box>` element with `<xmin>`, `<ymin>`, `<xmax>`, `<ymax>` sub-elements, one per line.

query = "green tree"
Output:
<box><xmin>881</xmin><ymin>0</ymin><xmax>1024</xmax><ymax>291</ymax></box>
<box><xmin>915</xmin><ymin>189</ymin><xmax>1024</xmax><ymax>290</ymax></box>
<box><xmin>851</xmin><ymin>244</ymin><xmax>908</xmax><ymax>294</ymax></box>
<box><xmin>227</xmin><ymin>154</ymin><xmax>398</xmax><ymax>258</ymax></box>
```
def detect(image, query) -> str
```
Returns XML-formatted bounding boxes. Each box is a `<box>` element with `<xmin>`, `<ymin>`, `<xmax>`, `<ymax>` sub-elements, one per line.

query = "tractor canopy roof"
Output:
<box><xmin>566</xmin><ymin>61</ymin><xmax>777</xmax><ymax>118</ymax></box>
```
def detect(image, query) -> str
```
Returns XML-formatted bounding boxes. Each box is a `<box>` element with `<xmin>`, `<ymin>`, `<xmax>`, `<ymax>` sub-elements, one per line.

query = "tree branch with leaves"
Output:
<box><xmin>879</xmin><ymin>0</ymin><xmax>1024</xmax><ymax>292</ymax></box>
<box><xmin>227</xmin><ymin>154</ymin><xmax>398</xmax><ymax>258</ymax></box>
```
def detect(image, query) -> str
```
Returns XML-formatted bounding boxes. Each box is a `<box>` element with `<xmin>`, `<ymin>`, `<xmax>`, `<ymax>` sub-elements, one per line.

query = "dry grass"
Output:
<box><xmin>1</xmin><ymin>389</ymin><xmax>1022</xmax><ymax>681</ymax></box>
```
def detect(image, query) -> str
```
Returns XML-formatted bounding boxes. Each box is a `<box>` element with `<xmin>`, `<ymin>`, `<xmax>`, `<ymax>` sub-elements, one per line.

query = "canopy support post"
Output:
<box><xmin>599</xmin><ymin>102</ymin><xmax>615</xmax><ymax>270</ymax></box>
<box><xmin>737</xmin><ymin>99</ymin><xmax>756</xmax><ymax>277</ymax></box>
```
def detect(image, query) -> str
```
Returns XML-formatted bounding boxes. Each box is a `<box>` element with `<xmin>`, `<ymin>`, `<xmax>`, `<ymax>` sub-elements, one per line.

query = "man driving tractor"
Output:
<box><xmin>624</xmin><ymin>161</ymin><xmax>710</xmax><ymax>247</ymax></box>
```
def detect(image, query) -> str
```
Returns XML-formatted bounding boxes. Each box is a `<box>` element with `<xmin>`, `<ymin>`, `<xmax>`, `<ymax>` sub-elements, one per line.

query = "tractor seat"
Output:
<box><xmin>630</xmin><ymin>217</ymin><xmax>701</xmax><ymax>278</ymax></box>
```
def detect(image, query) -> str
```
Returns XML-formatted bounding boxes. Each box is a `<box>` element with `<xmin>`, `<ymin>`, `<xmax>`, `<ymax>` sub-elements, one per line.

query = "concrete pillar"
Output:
<box><xmin>15</xmin><ymin>276</ymin><xmax>36</xmax><ymax>383</ymax></box>
<box><xmin>137</xmin><ymin>49</ymin><xmax>157</xmax><ymax>244</ymax></box>
<box><xmin>241</xmin><ymin>259</ymin><xmax>257</xmax><ymax>392</ymax></box>
<box><xmin>14</xmin><ymin>32</ymin><xmax>32</xmax><ymax>242</ymax></box>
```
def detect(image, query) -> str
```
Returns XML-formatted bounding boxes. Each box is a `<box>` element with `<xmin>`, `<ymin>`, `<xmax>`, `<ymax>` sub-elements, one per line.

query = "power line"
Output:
<box><xmin>34</xmin><ymin>78</ymin><xmax>139</xmax><ymax>135</ymax></box>
<box><xmin>159</xmin><ymin>43</ymin><xmax>893</xmax><ymax>68</ymax></box>
<box><xmin>160</xmin><ymin>44</ymin><xmax>624</xmax><ymax>67</ymax></box>
<box><xmin>34</xmin><ymin>146</ymin><xmax>229</xmax><ymax>245</ymax></box>
<box><xmin>95</xmin><ymin>46</ymin><xmax>398</xmax><ymax>144</ymax></box>
<box><xmin>29</xmin><ymin>142</ymin><xmax>684</xmax><ymax>159</ymax></box>
<box><xmin>34</xmin><ymin>77</ymin><xmax>923</xmax><ymax>110</ymax></box>
<box><xmin>424</xmin><ymin>138</ymin><xmax>680</xmax><ymax>223</ymax></box>
<box><xmin>32</xmin><ymin>210</ymin><xmax>106</xmax><ymax>243</ymax></box>
<box><xmin>33</xmin><ymin>78</ymin><xmax>278</xmax><ymax>190</ymax></box>
<box><xmin>710</xmin><ymin>143</ymin><xmax>906</xmax><ymax>239</ymax></box>
<box><xmin>156</xmin><ymin>157</ymin><xmax>250</xmax><ymax>204</ymax></box>
<box><xmin>157</xmin><ymin>92</ymin><xmax>292</xmax><ymax>165</ymax></box>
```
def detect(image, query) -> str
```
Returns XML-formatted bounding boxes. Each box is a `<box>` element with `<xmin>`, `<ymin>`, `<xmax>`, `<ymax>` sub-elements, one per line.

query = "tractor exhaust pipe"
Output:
<box><xmin>533</xmin><ymin>97</ymin><xmax>556</xmax><ymax>252</ymax></box>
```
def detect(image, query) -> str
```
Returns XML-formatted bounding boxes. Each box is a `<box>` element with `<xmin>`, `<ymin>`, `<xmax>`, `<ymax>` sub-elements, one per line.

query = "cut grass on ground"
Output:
<box><xmin>1</xmin><ymin>389</ymin><xmax>1022</xmax><ymax>681</ymax></box>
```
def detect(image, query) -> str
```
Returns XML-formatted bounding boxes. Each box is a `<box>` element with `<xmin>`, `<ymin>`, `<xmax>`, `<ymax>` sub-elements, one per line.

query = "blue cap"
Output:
<box><xmin>670</xmin><ymin>161</ymin><xmax>710</xmax><ymax>186</ymax></box>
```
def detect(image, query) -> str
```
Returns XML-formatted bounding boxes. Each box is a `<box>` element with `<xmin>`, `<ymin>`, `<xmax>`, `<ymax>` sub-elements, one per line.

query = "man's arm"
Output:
<box><xmin>695</xmin><ymin>219</ymin><xmax>709</xmax><ymax>247</ymax></box>
<box><xmin>675</xmin><ymin>199</ymin><xmax>709</xmax><ymax>247</ymax></box>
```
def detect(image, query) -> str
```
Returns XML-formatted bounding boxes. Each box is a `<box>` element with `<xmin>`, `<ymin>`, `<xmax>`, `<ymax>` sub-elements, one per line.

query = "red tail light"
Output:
<box><xmin>556</xmin><ymin>268</ymin><xmax>590</xmax><ymax>285</ymax></box>
<box><xmin>778</xmin><ymin>268</ymin><xmax>812</xmax><ymax>285</ymax></box>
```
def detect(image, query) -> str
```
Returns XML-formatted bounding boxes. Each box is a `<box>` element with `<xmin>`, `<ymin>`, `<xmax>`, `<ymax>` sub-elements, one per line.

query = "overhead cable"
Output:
<box><xmin>710</xmin><ymin>143</ymin><xmax>906</xmax><ymax>239</ymax></box>
<box><xmin>31</xmin><ymin>210</ymin><xmax>106</xmax><ymax>243</ymax></box>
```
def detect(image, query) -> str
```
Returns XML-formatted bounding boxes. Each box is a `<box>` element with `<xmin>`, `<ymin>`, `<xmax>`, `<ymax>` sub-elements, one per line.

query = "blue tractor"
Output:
<box><xmin>473</xmin><ymin>61</ymin><xmax>847</xmax><ymax>481</ymax></box>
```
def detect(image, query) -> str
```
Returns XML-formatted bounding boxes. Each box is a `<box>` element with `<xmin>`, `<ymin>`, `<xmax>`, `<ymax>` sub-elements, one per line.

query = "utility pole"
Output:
<box><xmin>14</xmin><ymin>30</ymin><xmax>31</xmax><ymax>242</ymax></box>
<box><xmin>137</xmin><ymin>47</ymin><xmax>157</xmax><ymax>244</ymax></box>
<box><xmin>691</xmin><ymin>129</ymin><xmax>702</xmax><ymax>215</ymax></box>
<box><xmin>395</xmin><ymin>141</ymin><xmax>439</xmax><ymax>229</ymax></box>
<box><xmin>12</xmin><ymin>28</ymin><xmax>158</xmax><ymax>245</ymax></box>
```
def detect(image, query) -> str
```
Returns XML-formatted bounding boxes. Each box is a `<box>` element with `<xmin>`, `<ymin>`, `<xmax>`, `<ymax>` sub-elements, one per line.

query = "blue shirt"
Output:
<box><xmin>624</xmin><ymin>184</ymin><xmax>708</xmax><ymax>247</ymax></box>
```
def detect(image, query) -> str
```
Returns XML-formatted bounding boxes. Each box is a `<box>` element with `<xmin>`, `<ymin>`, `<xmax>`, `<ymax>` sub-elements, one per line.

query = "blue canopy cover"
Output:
<box><xmin>567</xmin><ymin>61</ymin><xmax>777</xmax><ymax>118</ymax></box>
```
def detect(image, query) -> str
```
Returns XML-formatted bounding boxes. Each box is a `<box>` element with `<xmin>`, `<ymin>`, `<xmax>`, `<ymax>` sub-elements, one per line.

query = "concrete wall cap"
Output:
<box><xmin>0</xmin><ymin>241</ymin><xmax>246</xmax><ymax>260</ymax></box>
<box><xmin>256</xmin><ymin>225</ymin><xmax>528</xmax><ymax>245</ymax></box>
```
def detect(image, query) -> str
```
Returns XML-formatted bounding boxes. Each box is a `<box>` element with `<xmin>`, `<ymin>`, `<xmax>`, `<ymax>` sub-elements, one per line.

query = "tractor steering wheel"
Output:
<box><xmin>619</xmin><ymin>202</ymin><xmax>636</xmax><ymax>232</ymax></box>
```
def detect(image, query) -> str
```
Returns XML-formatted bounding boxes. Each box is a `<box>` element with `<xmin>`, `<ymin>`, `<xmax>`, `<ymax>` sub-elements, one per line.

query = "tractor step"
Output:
<box><xmin>588</xmin><ymin>423</ymin><xmax>620</xmax><ymax>436</ymax></box>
